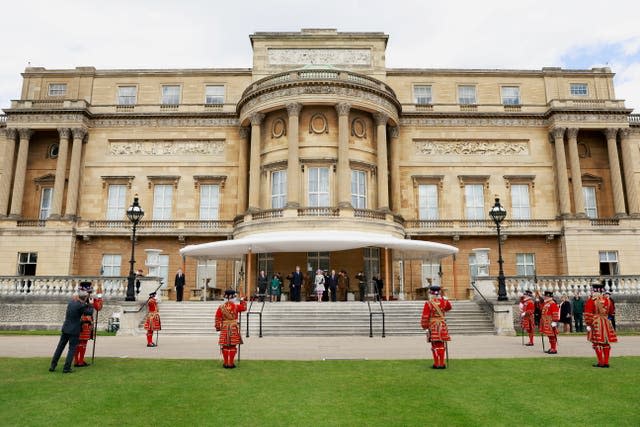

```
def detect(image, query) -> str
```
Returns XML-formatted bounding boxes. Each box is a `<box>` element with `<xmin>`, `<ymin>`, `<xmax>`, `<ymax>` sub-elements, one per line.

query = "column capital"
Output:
<box><xmin>3</xmin><ymin>128</ymin><xmax>17</xmax><ymax>141</ymax></box>
<box><xmin>373</xmin><ymin>112</ymin><xmax>389</xmax><ymax>126</ymax></box>
<box><xmin>239</xmin><ymin>127</ymin><xmax>250</xmax><ymax>139</ymax></box>
<box><xmin>57</xmin><ymin>128</ymin><xmax>71</xmax><ymax>139</ymax></box>
<box><xmin>250</xmin><ymin>113</ymin><xmax>265</xmax><ymax>126</ymax></box>
<box><xmin>551</xmin><ymin>127</ymin><xmax>565</xmax><ymax>140</ymax></box>
<box><xmin>18</xmin><ymin>128</ymin><xmax>33</xmax><ymax>140</ymax></box>
<box><xmin>286</xmin><ymin>102</ymin><xmax>303</xmax><ymax>117</ymax></box>
<box><xmin>619</xmin><ymin>128</ymin><xmax>631</xmax><ymax>140</ymax></box>
<box><xmin>389</xmin><ymin>126</ymin><xmax>399</xmax><ymax>139</ymax></box>
<box><xmin>604</xmin><ymin>128</ymin><xmax>619</xmax><ymax>140</ymax></box>
<box><xmin>566</xmin><ymin>128</ymin><xmax>579</xmax><ymax>140</ymax></box>
<box><xmin>71</xmin><ymin>127</ymin><xmax>87</xmax><ymax>140</ymax></box>
<box><xmin>335</xmin><ymin>102</ymin><xmax>351</xmax><ymax>117</ymax></box>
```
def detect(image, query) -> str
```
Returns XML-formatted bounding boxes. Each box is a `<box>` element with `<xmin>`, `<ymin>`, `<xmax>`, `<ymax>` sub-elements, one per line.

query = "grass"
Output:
<box><xmin>0</xmin><ymin>330</ymin><xmax>116</xmax><ymax>336</ymax></box>
<box><xmin>1</xmin><ymin>357</ymin><xmax>639</xmax><ymax>426</ymax></box>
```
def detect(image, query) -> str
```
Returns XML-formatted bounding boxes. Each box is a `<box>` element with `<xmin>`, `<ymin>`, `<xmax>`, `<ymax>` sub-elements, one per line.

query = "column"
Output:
<box><xmin>566</xmin><ymin>128</ymin><xmax>585</xmax><ymax>217</ymax></box>
<box><xmin>605</xmin><ymin>128</ymin><xmax>626</xmax><ymax>216</ymax></box>
<box><xmin>335</xmin><ymin>102</ymin><xmax>351</xmax><ymax>208</ymax></box>
<box><xmin>389</xmin><ymin>126</ymin><xmax>400</xmax><ymax>211</ymax></box>
<box><xmin>9</xmin><ymin>128</ymin><xmax>33</xmax><ymax>218</ymax></box>
<box><xmin>0</xmin><ymin>128</ymin><xmax>17</xmax><ymax>216</ymax></box>
<box><xmin>619</xmin><ymin>129</ymin><xmax>640</xmax><ymax>216</ymax></box>
<box><xmin>49</xmin><ymin>128</ymin><xmax>71</xmax><ymax>219</ymax></box>
<box><xmin>374</xmin><ymin>113</ymin><xmax>389</xmax><ymax>211</ymax></box>
<box><xmin>237</xmin><ymin>127</ymin><xmax>250</xmax><ymax>215</ymax></box>
<box><xmin>64</xmin><ymin>127</ymin><xmax>87</xmax><ymax>219</ymax></box>
<box><xmin>286</xmin><ymin>103</ymin><xmax>302</xmax><ymax>208</ymax></box>
<box><xmin>551</xmin><ymin>127</ymin><xmax>571</xmax><ymax>217</ymax></box>
<box><xmin>248</xmin><ymin>113</ymin><xmax>265</xmax><ymax>212</ymax></box>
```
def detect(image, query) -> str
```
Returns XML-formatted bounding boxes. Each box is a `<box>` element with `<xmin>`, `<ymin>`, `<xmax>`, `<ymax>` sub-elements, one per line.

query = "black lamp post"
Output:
<box><xmin>125</xmin><ymin>195</ymin><xmax>144</xmax><ymax>301</ymax></box>
<box><xmin>489</xmin><ymin>197</ymin><xmax>508</xmax><ymax>301</ymax></box>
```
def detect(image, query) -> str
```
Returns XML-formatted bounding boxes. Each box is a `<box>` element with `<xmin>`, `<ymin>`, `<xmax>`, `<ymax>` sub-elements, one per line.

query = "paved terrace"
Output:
<box><xmin>1</xmin><ymin>335</ymin><xmax>639</xmax><ymax>360</ymax></box>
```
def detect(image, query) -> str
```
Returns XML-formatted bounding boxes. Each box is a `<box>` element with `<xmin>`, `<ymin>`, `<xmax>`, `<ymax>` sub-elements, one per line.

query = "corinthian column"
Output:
<box><xmin>248</xmin><ymin>113</ymin><xmax>265</xmax><ymax>212</ymax></box>
<box><xmin>374</xmin><ymin>113</ymin><xmax>389</xmax><ymax>211</ymax></box>
<box><xmin>237</xmin><ymin>127</ymin><xmax>250</xmax><ymax>215</ymax></box>
<box><xmin>0</xmin><ymin>128</ymin><xmax>18</xmax><ymax>216</ymax></box>
<box><xmin>64</xmin><ymin>127</ymin><xmax>87</xmax><ymax>219</ymax></box>
<box><xmin>389</xmin><ymin>126</ymin><xmax>400</xmax><ymax>211</ymax></box>
<box><xmin>50</xmin><ymin>128</ymin><xmax>71</xmax><ymax>219</ymax></box>
<box><xmin>566</xmin><ymin>128</ymin><xmax>585</xmax><ymax>217</ymax></box>
<box><xmin>286</xmin><ymin>103</ymin><xmax>302</xmax><ymax>208</ymax></box>
<box><xmin>551</xmin><ymin>127</ymin><xmax>571</xmax><ymax>217</ymax></box>
<box><xmin>335</xmin><ymin>102</ymin><xmax>351</xmax><ymax>208</ymax></box>
<box><xmin>604</xmin><ymin>128</ymin><xmax>626</xmax><ymax>216</ymax></box>
<box><xmin>9</xmin><ymin>128</ymin><xmax>33</xmax><ymax>218</ymax></box>
<box><xmin>619</xmin><ymin>128</ymin><xmax>640</xmax><ymax>216</ymax></box>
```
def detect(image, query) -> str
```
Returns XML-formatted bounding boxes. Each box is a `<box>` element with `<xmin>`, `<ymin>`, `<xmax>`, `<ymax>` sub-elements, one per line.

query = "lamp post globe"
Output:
<box><xmin>125</xmin><ymin>196</ymin><xmax>144</xmax><ymax>301</ymax></box>
<box><xmin>489</xmin><ymin>197</ymin><xmax>508</xmax><ymax>301</ymax></box>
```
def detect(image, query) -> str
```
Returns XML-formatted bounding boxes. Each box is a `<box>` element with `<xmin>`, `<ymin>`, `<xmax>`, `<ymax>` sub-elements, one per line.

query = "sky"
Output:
<box><xmin>1</xmin><ymin>0</ymin><xmax>639</xmax><ymax>112</ymax></box>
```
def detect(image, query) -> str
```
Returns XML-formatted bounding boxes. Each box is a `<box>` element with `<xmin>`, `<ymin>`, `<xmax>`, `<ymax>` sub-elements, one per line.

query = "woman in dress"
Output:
<box><xmin>314</xmin><ymin>269</ymin><xmax>325</xmax><ymax>302</ymax></box>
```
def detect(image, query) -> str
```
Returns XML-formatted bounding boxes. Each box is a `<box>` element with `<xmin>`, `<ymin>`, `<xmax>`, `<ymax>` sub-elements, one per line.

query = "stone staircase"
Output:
<box><xmin>156</xmin><ymin>300</ymin><xmax>495</xmax><ymax>337</ymax></box>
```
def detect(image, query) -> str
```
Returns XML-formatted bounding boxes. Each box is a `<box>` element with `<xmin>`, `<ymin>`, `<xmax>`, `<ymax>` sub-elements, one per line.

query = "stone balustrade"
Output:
<box><xmin>504</xmin><ymin>275</ymin><xmax>640</xmax><ymax>299</ymax></box>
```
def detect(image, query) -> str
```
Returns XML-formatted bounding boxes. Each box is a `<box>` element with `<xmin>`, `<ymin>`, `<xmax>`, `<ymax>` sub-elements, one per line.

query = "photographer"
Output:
<box><xmin>49</xmin><ymin>290</ymin><xmax>90</xmax><ymax>373</ymax></box>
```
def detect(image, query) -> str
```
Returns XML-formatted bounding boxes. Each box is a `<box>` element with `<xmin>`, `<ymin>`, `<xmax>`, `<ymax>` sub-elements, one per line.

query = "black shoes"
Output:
<box><xmin>74</xmin><ymin>362</ymin><xmax>90</xmax><ymax>367</ymax></box>
<box><xmin>545</xmin><ymin>350</ymin><xmax>557</xmax><ymax>354</ymax></box>
<box><xmin>525</xmin><ymin>343</ymin><xmax>534</xmax><ymax>346</ymax></box>
<box><xmin>147</xmin><ymin>343</ymin><xmax>157</xmax><ymax>347</ymax></box>
<box><xmin>592</xmin><ymin>364</ymin><xmax>610</xmax><ymax>368</ymax></box>
<box><xmin>48</xmin><ymin>367</ymin><xmax>55</xmax><ymax>372</ymax></box>
<box><xmin>62</xmin><ymin>369</ymin><xmax>73</xmax><ymax>373</ymax></box>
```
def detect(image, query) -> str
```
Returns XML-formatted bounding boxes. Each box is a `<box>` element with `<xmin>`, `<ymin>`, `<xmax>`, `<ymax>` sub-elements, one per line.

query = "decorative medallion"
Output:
<box><xmin>351</xmin><ymin>117</ymin><xmax>367</xmax><ymax>138</ymax></box>
<box><xmin>272</xmin><ymin>117</ymin><xmax>286</xmax><ymax>139</ymax></box>
<box><xmin>309</xmin><ymin>113</ymin><xmax>328</xmax><ymax>134</ymax></box>
<box><xmin>47</xmin><ymin>143</ymin><xmax>59</xmax><ymax>159</ymax></box>
<box><xmin>577</xmin><ymin>142</ymin><xmax>591</xmax><ymax>158</ymax></box>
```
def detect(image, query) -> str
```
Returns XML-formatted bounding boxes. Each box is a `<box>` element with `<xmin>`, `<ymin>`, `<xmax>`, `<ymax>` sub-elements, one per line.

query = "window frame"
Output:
<box><xmin>510</xmin><ymin>184</ymin><xmax>531</xmax><ymax>220</ymax></box>
<box><xmin>464</xmin><ymin>184</ymin><xmax>485</xmax><ymax>220</ymax></box>
<box><xmin>161</xmin><ymin>84</ymin><xmax>181</xmax><ymax>105</ymax></box>
<box><xmin>17</xmin><ymin>252</ymin><xmax>38</xmax><ymax>276</ymax></box>
<box><xmin>413</xmin><ymin>84</ymin><xmax>433</xmax><ymax>105</ymax></box>
<box><xmin>458</xmin><ymin>85</ymin><xmax>477</xmax><ymax>105</ymax></box>
<box><xmin>516</xmin><ymin>253</ymin><xmax>536</xmax><ymax>276</ymax></box>
<box><xmin>199</xmin><ymin>184</ymin><xmax>220</xmax><ymax>220</ymax></box>
<box><xmin>39</xmin><ymin>187</ymin><xmax>53</xmax><ymax>220</ymax></box>
<box><xmin>204</xmin><ymin>85</ymin><xmax>225</xmax><ymax>105</ymax></box>
<box><xmin>351</xmin><ymin>169</ymin><xmax>367</xmax><ymax>209</ymax></box>
<box><xmin>583</xmin><ymin>186</ymin><xmax>598</xmax><ymax>219</ymax></box>
<box><xmin>307</xmin><ymin>166</ymin><xmax>330</xmax><ymax>207</ymax></box>
<box><xmin>501</xmin><ymin>86</ymin><xmax>521</xmax><ymax>105</ymax></box>
<box><xmin>153</xmin><ymin>184</ymin><xmax>174</xmax><ymax>220</ymax></box>
<box><xmin>417</xmin><ymin>183</ymin><xmax>439</xmax><ymax>220</ymax></box>
<box><xmin>271</xmin><ymin>170</ymin><xmax>287</xmax><ymax>209</ymax></box>
<box><xmin>117</xmin><ymin>85</ymin><xmax>138</xmax><ymax>105</ymax></box>
<box><xmin>47</xmin><ymin>83</ymin><xmax>67</xmax><ymax>97</ymax></box>
<box><xmin>106</xmin><ymin>184</ymin><xmax>127</xmax><ymax>221</ymax></box>
<box><xmin>570</xmin><ymin>83</ymin><xmax>589</xmax><ymax>97</ymax></box>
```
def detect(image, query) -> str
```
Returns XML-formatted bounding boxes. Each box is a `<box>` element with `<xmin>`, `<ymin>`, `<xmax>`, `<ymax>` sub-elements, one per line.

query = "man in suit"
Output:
<box><xmin>356</xmin><ymin>271</ymin><xmax>367</xmax><ymax>302</ymax></box>
<box><xmin>49</xmin><ymin>290</ymin><xmax>90</xmax><ymax>373</ymax></box>
<box><xmin>289</xmin><ymin>266</ymin><xmax>304</xmax><ymax>302</ymax></box>
<box><xmin>174</xmin><ymin>268</ymin><xmax>185</xmax><ymax>302</ymax></box>
<box><xmin>327</xmin><ymin>269</ymin><xmax>339</xmax><ymax>302</ymax></box>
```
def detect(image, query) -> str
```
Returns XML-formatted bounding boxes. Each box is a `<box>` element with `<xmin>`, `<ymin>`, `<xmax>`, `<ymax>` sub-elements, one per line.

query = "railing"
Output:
<box><xmin>405</xmin><ymin>219</ymin><xmax>551</xmax><ymax>229</ymax></box>
<box><xmin>548</xmin><ymin>99</ymin><xmax>626</xmax><ymax>109</ymax></box>
<box><xmin>16</xmin><ymin>220</ymin><xmax>46</xmax><ymax>227</ymax></box>
<box><xmin>252</xmin><ymin>209</ymin><xmax>284</xmax><ymax>220</ymax></box>
<box><xmin>630</xmin><ymin>114</ymin><xmax>640</xmax><ymax>125</ymax></box>
<box><xmin>591</xmin><ymin>218</ymin><xmax>620</xmax><ymax>226</ymax></box>
<box><xmin>367</xmin><ymin>298</ymin><xmax>386</xmax><ymax>338</ymax></box>
<box><xmin>504</xmin><ymin>275</ymin><xmax>640</xmax><ymax>299</ymax></box>
<box><xmin>354</xmin><ymin>209</ymin><xmax>387</xmax><ymax>220</ymax></box>
<box><xmin>0</xmin><ymin>276</ymin><xmax>123</xmax><ymax>298</ymax></box>
<box><xmin>297</xmin><ymin>207</ymin><xmax>340</xmax><ymax>217</ymax></box>
<box><xmin>245</xmin><ymin>300</ymin><xmax>265</xmax><ymax>338</ymax></box>
<box><xmin>470</xmin><ymin>281</ymin><xmax>511</xmax><ymax>313</ymax></box>
<box><xmin>0</xmin><ymin>114</ymin><xmax>6</xmax><ymax>126</ymax></box>
<box><xmin>86</xmin><ymin>219</ymin><xmax>234</xmax><ymax>230</ymax></box>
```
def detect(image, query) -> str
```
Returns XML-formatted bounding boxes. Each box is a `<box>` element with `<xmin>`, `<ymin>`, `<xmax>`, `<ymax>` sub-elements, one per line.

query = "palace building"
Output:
<box><xmin>1</xmin><ymin>29</ymin><xmax>639</xmax><ymax>301</ymax></box>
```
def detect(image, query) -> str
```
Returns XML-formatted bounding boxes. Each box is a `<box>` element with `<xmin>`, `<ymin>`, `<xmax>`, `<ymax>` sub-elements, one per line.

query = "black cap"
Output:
<box><xmin>149</xmin><ymin>291</ymin><xmax>156</xmax><ymax>297</ymax></box>
<box><xmin>591</xmin><ymin>283</ymin><xmax>605</xmax><ymax>292</ymax></box>
<box><xmin>79</xmin><ymin>281</ymin><xmax>93</xmax><ymax>290</ymax></box>
<box><xmin>224</xmin><ymin>289</ymin><xmax>237</xmax><ymax>297</ymax></box>
<box><xmin>524</xmin><ymin>290</ymin><xmax>533</xmax><ymax>296</ymax></box>
<box><xmin>429</xmin><ymin>285</ymin><xmax>441</xmax><ymax>295</ymax></box>
<box><xmin>544</xmin><ymin>291</ymin><xmax>554</xmax><ymax>297</ymax></box>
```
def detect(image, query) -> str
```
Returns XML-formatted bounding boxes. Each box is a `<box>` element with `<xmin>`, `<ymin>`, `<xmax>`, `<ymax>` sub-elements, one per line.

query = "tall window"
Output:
<box><xmin>363</xmin><ymin>248</ymin><xmax>380</xmax><ymax>292</ymax></box>
<box><xmin>418</xmin><ymin>184</ymin><xmax>438</xmax><ymax>220</ymax></box>
<box><xmin>583</xmin><ymin>186</ymin><xmax>597</xmax><ymax>218</ymax></box>
<box><xmin>271</xmin><ymin>170</ymin><xmax>287</xmax><ymax>209</ymax></box>
<box><xmin>153</xmin><ymin>185</ymin><xmax>173</xmax><ymax>220</ymax></box>
<box><xmin>501</xmin><ymin>86</ymin><xmax>520</xmax><ymax>105</ymax></box>
<box><xmin>117</xmin><ymin>86</ymin><xmax>137</xmax><ymax>105</ymax></box>
<box><xmin>465</xmin><ymin>184</ymin><xmax>485</xmax><ymax>219</ymax></box>
<box><xmin>106</xmin><ymin>185</ymin><xmax>126</xmax><ymax>220</ymax></box>
<box><xmin>516</xmin><ymin>253</ymin><xmax>536</xmax><ymax>276</ymax></box>
<box><xmin>599</xmin><ymin>251</ymin><xmax>619</xmax><ymax>275</ymax></box>
<box><xmin>101</xmin><ymin>254</ymin><xmax>122</xmax><ymax>293</ymax></box>
<box><xmin>161</xmin><ymin>85</ymin><xmax>180</xmax><ymax>104</ymax></box>
<box><xmin>158</xmin><ymin>254</ymin><xmax>169</xmax><ymax>289</ymax></box>
<box><xmin>468</xmin><ymin>253</ymin><xmax>478</xmax><ymax>282</ymax></box>
<box><xmin>413</xmin><ymin>85</ymin><xmax>432</xmax><ymax>104</ymax></box>
<box><xmin>421</xmin><ymin>262</ymin><xmax>441</xmax><ymax>287</ymax></box>
<box><xmin>570</xmin><ymin>83</ymin><xmax>588</xmax><ymax>96</ymax></box>
<box><xmin>258</xmin><ymin>253</ymin><xmax>274</xmax><ymax>279</ymax></box>
<box><xmin>510</xmin><ymin>184</ymin><xmax>531</xmax><ymax>219</ymax></box>
<box><xmin>351</xmin><ymin>170</ymin><xmax>367</xmax><ymax>209</ymax></box>
<box><xmin>458</xmin><ymin>85</ymin><xmax>477</xmax><ymax>105</ymax></box>
<box><xmin>39</xmin><ymin>188</ymin><xmax>53</xmax><ymax>220</ymax></box>
<box><xmin>205</xmin><ymin>85</ymin><xmax>225</xmax><ymax>105</ymax></box>
<box><xmin>48</xmin><ymin>83</ymin><xmax>67</xmax><ymax>97</ymax></box>
<box><xmin>308</xmin><ymin>167</ymin><xmax>329</xmax><ymax>207</ymax></box>
<box><xmin>307</xmin><ymin>252</ymin><xmax>330</xmax><ymax>275</ymax></box>
<box><xmin>17</xmin><ymin>252</ymin><xmax>37</xmax><ymax>275</ymax></box>
<box><xmin>200</xmin><ymin>184</ymin><xmax>220</xmax><ymax>220</ymax></box>
<box><xmin>197</xmin><ymin>259</ymin><xmax>217</xmax><ymax>290</ymax></box>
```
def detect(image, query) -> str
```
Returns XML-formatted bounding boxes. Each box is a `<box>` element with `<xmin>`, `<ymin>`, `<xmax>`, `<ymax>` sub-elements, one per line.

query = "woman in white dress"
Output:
<box><xmin>314</xmin><ymin>269</ymin><xmax>325</xmax><ymax>302</ymax></box>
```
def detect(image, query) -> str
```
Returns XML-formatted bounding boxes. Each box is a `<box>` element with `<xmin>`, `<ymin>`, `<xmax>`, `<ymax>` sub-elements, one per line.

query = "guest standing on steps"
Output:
<box><xmin>174</xmin><ymin>268</ymin><xmax>185</xmax><ymax>302</ymax></box>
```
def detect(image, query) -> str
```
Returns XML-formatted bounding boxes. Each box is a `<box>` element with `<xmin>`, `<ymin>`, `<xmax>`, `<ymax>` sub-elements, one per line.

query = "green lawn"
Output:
<box><xmin>0</xmin><ymin>330</ymin><xmax>116</xmax><ymax>336</ymax></box>
<box><xmin>1</xmin><ymin>357</ymin><xmax>638</xmax><ymax>427</ymax></box>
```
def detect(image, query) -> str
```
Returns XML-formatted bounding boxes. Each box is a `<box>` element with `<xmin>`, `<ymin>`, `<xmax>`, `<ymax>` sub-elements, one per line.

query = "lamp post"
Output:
<box><xmin>125</xmin><ymin>195</ymin><xmax>144</xmax><ymax>301</ymax></box>
<box><xmin>489</xmin><ymin>197</ymin><xmax>508</xmax><ymax>301</ymax></box>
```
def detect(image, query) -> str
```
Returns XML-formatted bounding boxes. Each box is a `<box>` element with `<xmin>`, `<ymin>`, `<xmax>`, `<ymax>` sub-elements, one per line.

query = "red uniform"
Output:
<box><xmin>421</xmin><ymin>295</ymin><xmax>452</xmax><ymax>369</ymax></box>
<box><xmin>215</xmin><ymin>299</ymin><xmax>247</xmax><ymax>368</ymax></box>
<box><xmin>74</xmin><ymin>296</ymin><xmax>103</xmax><ymax>367</ymax></box>
<box><xmin>585</xmin><ymin>294</ymin><xmax>617</xmax><ymax>367</ymax></box>
<box><xmin>144</xmin><ymin>296</ymin><xmax>161</xmax><ymax>347</ymax></box>
<box><xmin>539</xmin><ymin>297</ymin><xmax>560</xmax><ymax>353</ymax></box>
<box><xmin>520</xmin><ymin>296</ymin><xmax>535</xmax><ymax>346</ymax></box>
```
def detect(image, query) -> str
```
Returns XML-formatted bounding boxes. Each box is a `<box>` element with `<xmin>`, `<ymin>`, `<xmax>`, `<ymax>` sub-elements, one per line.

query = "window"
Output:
<box><xmin>161</xmin><ymin>85</ymin><xmax>180</xmax><ymax>105</ymax></box>
<box><xmin>363</xmin><ymin>248</ymin><xmax>380</xmax><ymax>293</ymax></box>
<box><xmin>511</xmin><ymin>184</ymin><xmax>531</xmax><ymax>219</ymax></box>
<box><xmin>200</xmin><ymin>184</ymin><xmax>220</xmax><ymax>220</ymax></box>
<box><xmin>583</xmin><ymin>186</ymin><xmax>597</xmax><ymax>218</ymax></box>
<box><xmin>599</xmin><ymin>251</ymin><xmax>619</xmax><ymax>275</ymax></box>
<box><xmin>258</xmin><ymin>253</ymin><xmax>274</xmax><ymax>279</ymax></box>
<box><xmin>158</xmin><ymin>254</ymin><xmax>169</xmax><ymax>289</ymax></box>
<box><xmin>106</xmin><ymin>185</ymin><xmax>127</xmax><ymax>220</ymax></box>
<box><xmin>501</xmin><ymin>86</ymin><xmax>520</xmax><ymax>105</ymax></box>
<box><xmin>464</xmin><ymin>184</ymin><xmax>485</xmax><ymax>219</ymax></box>
<box><xmin>413</xmin><ymin>85</ymin><xmax>432</xmax><ymax>104</ymax></box>
<box><xmin>271</xmin><ymin>170</ymin><xmax>287</xmax><ymax>209</ymax></box>
<box><xmin>308</xmin><ymin>167</ymin><xmax>330</xmax><ymax>207</ymax></box>
<box><xmin>458</xmin><ymin>85</ymin><xmax>477</xmax><ymax>105</ymax></box>
<box><xmin>117</xmin><ymin>86</ymin><xmax>137</xmax><ymax>105</ymax></box>
<box><xmin>418</xmin><ymin>184</ymin><xmax>438</xmax><ymax>220</ymax></box>
<box><xmin>153</xmin><ymin>184</ymin><xmax>173</xmax><ymax>220</ymax></box>
<box><xmin>18</xmin><ymin>252</ymin><xmax>37</xmax><ymax>275</ymax></box>
<box><xmin>516</xmin><ymin>253</ymin><xmax>536</xmax><ymax>276</ymax></box>
<box><xmin>39</xmin><ymin>188</ymin><xmax>53</xmax><ymax>220</ymax></box>
<box><xmin>351</xmin><ymin>170</ymin><xmax>367</xmax><ymax>209</ymax></box>
<box><xmin>101</xmin><ymin>254</ymin><xmax>122</xmax><ymax>293</ymax></box>
<box><xmin>205</xmin><ymin>85</ymin><xmax>225</xmax><ymax>105</ymax></box>
<box><xmin>307</xmin><ymin>252</ymin><xmax>330</xmax><ymax>276</ymax></box>
<box><xmin>197</xmin><ymin>259</ymin><xmax>217</xmax><ymax>290</ymax></box>
<box><xmin>570</xmin><ymin>83</ymin><xmax>588</xmax><ymax>96</ymax></box>
<box><xmin>422</xmin><ymin>262</ymin><xmax>441</xmax><ymax>287</ymax></box>
<box><xmin>48</xmin><ymin>83</ymin><xmax>67</xmax><ymax>97</ymax></box>
<box><xmin>468</xmin><ymin>253</ymin><xmax>478</xmax><ymax>282</ymax></box>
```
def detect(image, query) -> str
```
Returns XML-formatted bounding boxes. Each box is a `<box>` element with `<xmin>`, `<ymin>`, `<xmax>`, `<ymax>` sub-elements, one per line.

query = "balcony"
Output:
<box><xmin>547</xmin><ymin>98</ymin><xmax>627</xmax><ymax>110</ymax></box>
<box><xmin>404</xmin><ymin>218</ymin><xmax>560</xmax><ymax>237</ymax></box>
<box><xmin>79</xmin><ymin>219</ymin><xmax>234</xmax><ymax>237</ymax></box>
<box><xmin>503</xmin><ymin>275</ymin><xmax>640</xmax><ymax>299</ymax></box>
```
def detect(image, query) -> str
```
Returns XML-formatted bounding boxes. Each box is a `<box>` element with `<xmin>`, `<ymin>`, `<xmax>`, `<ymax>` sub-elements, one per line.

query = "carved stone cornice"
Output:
<box><xmin>71</xmin><ymin>127</ymin><xmax>87</xmax><ymax>141</ymax></box>
<box><xmin>389</xmin><ymin>126</ymin><xmax>399</xmax><ymax>139</ymax></box>
<box><xmin>238</xmin><ymin>127</ymin><xmax>250</xmax><ymax>139</ymax></box>
<box><xmin>604</xmin><ymin>128</ymin><xmax>618</xmax><ymax>140</ymax></box>
<box><xmin>335</xmin><ymin>102</ymin><xmax>351</xmax><ymax>117</ymax></box>
<box><xmin>93</xmin><ymin>117</ymin><xmax>239</xmax><ymax>128</ymax></box>
<box><xmin>8</xmin><ymin>113</ymin><xmax>88</xmax><ymax>125</ymax></box>
<box><xmin>549</xmin><ymin>113</ymin><xmax>629</xmax><ymax>124</ymax></box>
<box><xmin>57</xmin><ymin>128</ymin><xmax>71</xmax><ymax>139</ymax></box>
<box><xmin>551</xmin><ymin>127</ymin><xmax>565</xmax><ymax>140</ymax></box>
<box><xmin>373</xmin><ymin>112</ymin><xmax>389</xmax><ymax>126</ymax></box>
<box><xmin>250</xmin><ymin>113</ymin><xmax>265</xmax><ymax>126</ymax></box>
<box><xmin>566</xmin><ymin>128</ymin><xmax>579</xmax><ymax>140</ymax></box>
<box><xmin>400</xmin><ymin>117</ymin><xmax>547</xmax><ymax>127</ymax></box>
<box><xmin>286</xmin><ymin>102</ymin><xmax>302</xmax><ymax>117</ymax></box>
<box><xmin>18</xmin><ymin>128</ymin><xmax>33</xmax><ymax>140</ymax></box>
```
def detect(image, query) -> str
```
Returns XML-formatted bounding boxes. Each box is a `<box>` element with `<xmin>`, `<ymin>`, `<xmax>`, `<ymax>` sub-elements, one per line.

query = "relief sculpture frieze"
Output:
<box><xmin>268</xmin><ymin>48</ymin><xmax>371</xmax><ymax>66</ymax></box>
<box><xmin>109</xmin><ymin>139</ymin><xmax>225</xmax><ymax>156</ymax></box>
<box><xmin>415</xmin><ymin>139</ymin><xmax>529</xmax><ymax>156</ymax></box>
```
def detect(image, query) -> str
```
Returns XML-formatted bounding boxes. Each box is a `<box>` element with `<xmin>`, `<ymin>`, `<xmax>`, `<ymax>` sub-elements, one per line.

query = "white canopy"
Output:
<box><xmin>180</xmin><ymin>230</ymin><xmax>458</xmax><ymax>260</ymax></box>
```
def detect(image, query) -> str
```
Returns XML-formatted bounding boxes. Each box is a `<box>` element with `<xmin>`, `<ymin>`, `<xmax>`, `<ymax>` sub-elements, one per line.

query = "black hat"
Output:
<box><xmin>149</xmin><ymin>291</ymin><xmax>157</xmax><ymax>297</ymax></box>
<box><xmin>543</xmin><ymin>290</ymin><xmax>554</xmax><ymax>297</ymax></box>
<box><xmin>524</xmin><ymin>290</ymin><xmax>533</xmax><ymax>297</ymax></box>
<box><xmin>79</xmin><ymin>281</ymin><xmax>93</xmax><ymax>291</ymax></box>
<box><xmin>224</xmin><ymin>289</ymin><xmax>237</xmax><ymax>297</ymax></box>
<box><xmin>429</xmin><ymin>285</ymin><xmax>441</xmax><ymax>295</ymax></box>
<box><xmin>591</xmin><ymin>283</ymin><xmax>605</xmax><ymax>292</ymax></box>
